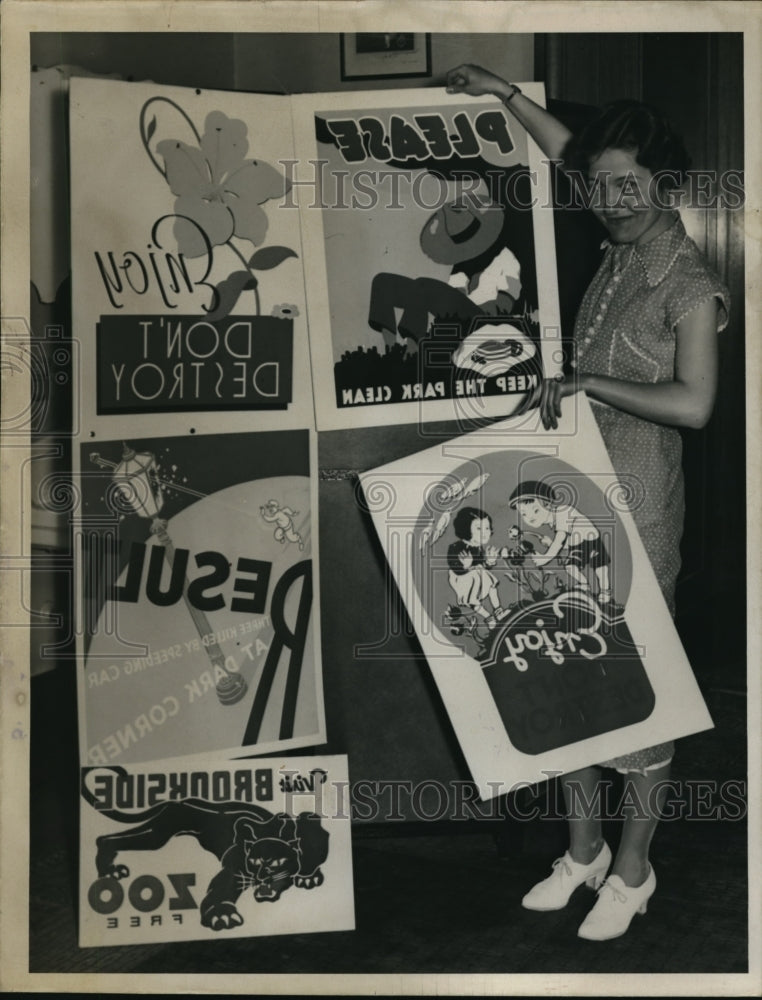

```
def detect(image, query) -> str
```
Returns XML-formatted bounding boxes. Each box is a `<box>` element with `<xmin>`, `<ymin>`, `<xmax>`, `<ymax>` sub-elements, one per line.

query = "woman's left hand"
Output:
<box><xmin>538</xmin><ymin>373</ymin><xmax>582</xmax><ymax>430</ymax></box>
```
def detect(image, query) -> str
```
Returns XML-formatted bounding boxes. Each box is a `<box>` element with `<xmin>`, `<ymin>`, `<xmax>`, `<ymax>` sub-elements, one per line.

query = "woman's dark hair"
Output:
<box><xmin>563</xmin><ymin>100</ymin><xmax>691</xmax><ymax>191</ymax></box>
<box><xmin>452</xmin><ymin>506</ymin><xmax>492</xmax><ymax>541</ymax></box>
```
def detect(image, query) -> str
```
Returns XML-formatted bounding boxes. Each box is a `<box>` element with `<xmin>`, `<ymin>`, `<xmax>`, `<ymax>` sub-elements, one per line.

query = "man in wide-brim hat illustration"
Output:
<box><xmin>367</xmin><ymin>194</ymin><xmax>524</xmax><ymax>346</ymax></box>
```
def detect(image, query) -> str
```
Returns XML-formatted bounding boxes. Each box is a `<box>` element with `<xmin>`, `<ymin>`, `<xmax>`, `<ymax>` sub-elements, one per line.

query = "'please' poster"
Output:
<box><xmin>292</xmin><ymin>86</ymin><xmax>561</xmax><ymax>430</ymax></box>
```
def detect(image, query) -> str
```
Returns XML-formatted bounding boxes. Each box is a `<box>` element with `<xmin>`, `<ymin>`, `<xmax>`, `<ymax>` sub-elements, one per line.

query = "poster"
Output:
<box><xmin>360</xmin><ymin>398</ymin><xmax>714</xmax><ymax>793</ymax></box>
<box><xmin>0</xmin><ymin>4</ymin><xmax>757</xmax><ymax>997</ymax></box>
<box><xmin>292</xmin><ymin>86</ymin><xmax>561</xmax><ymax>430</ymax></box>
<box><xmin>69</xmin><ymin>77</ymin><xmax>312</xmax><ymax>438</ymax></box>
<box><xmin>75</xmin><ymin>429</ymin><xmax>325</xmax><ymax>765</ymax></box>
<box><xmin>78</xmin><ymin>755</ymin><xmax>354</xmax><ymax>945</ymax></box>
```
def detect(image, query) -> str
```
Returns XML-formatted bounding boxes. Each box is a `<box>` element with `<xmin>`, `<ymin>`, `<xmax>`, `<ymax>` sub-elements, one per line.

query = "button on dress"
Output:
<box><xmin>572</xmin><ymin>215</ymin><xmax>729</xmax><ymax>771</ymax></box>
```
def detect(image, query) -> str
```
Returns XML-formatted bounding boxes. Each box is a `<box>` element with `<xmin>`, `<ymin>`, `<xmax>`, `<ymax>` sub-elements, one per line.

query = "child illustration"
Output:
<box><xmin>446</xmin><ymin>507</ymin><xmax>506</xmax><ymax>627</ymax></box>
<box><xmin>508</xmin><ymin>480</ymin><xmax>617</xmax><ymax>610</ymax></box>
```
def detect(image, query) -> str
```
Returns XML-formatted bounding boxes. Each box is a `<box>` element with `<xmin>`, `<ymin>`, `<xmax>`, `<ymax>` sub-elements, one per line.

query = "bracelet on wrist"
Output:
<box><xmin>502</xmin><ymin>83</ymin><xmax>522</xmax><ymax>104</ymax></box>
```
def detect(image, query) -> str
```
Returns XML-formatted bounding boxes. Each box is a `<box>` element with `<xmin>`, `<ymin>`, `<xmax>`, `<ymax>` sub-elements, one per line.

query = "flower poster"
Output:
<box><xmin>69</xmin><ymin>78</ymin><xmax>310</xmax><ymax>438</ymax></box>
<box><xmin>359</xmin><ymin>398</ymin><xmax>713</xmax><ymax>794</ymax></box>
<box><xmin>75</xmin><ymin>429</ymin><xmax>324</xmax><ymax>766</ymax></box>
<box><xmin>291</xmin><ymin>86</ymin><xmax>561</xmax><ymax>430</ymax></box>
<box><xmin>78</xmin><ymin>755</ymin><xmax>354</xmax><ymax>945</ymax></box>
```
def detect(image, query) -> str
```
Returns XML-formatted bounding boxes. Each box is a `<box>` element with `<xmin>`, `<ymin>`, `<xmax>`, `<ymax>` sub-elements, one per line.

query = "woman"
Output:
<box><xmin>446</xmin><ymin>64</ymin><xmax>729</xmax><ymax>941</ymax></box>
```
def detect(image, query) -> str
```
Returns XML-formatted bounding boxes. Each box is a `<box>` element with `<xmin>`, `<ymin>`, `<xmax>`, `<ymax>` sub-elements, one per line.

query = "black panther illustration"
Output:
<box><xmin>88</xmin><ymin>796</ymin><xmax>329</xmax><ymax>931</ymax></box>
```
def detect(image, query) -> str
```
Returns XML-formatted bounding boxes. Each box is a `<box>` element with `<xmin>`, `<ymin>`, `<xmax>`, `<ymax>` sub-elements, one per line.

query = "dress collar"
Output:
<box><xmin>601</xmin><ymin>215</ymin><xmax>687</xmax><ymax>287</ymax></box>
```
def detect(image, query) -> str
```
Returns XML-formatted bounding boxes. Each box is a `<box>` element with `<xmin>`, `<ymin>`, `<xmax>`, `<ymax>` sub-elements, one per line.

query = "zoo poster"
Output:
<box><xmin>75</xmin><ymin>428</ymin><xmax>325</xmax><ymax>766</ymax></box>
<box><xmin>69</xmin><ymin>77</ymin><xmax>312</xmax><ymax>438</ymax></box>
<box><xmin>360</xmin><ymin>397</ymin><xmax>713</xmax><ymax>795</ymax></box>
<box><xmin>78</xmin><ymin>755</ymin><xmax>354</xmax><ymax>945</ymax></box>
<box><xmin>291</xmin><ymin>85</ymin><xmax>561</xmax><ymax>431</ymax></box>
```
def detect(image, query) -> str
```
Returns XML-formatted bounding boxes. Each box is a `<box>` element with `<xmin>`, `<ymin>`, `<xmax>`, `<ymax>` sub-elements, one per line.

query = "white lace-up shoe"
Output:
<box><xmin>577</xmin><ymin>866</ymin><xmax>656</xmax><ymax>940</ymax></box>
<box><xmin>521</xmin><ymin>841</ymin><xmax>612</xmax><ymax>911</ymax></box>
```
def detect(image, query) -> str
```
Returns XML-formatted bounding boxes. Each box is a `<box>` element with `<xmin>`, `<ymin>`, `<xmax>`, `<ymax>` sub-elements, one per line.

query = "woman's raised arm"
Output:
<box><xmin>446</xmin><ymin>64</ymin><xmax>572</xmax><ymax>162</ymax></box>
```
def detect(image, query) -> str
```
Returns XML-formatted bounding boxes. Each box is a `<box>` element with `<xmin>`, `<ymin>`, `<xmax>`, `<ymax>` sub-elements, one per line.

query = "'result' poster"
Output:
<box><xmin>75</xmin><ymin>429</ymin><xmax>324</xmax><ymax>766</ymax></box>
<box><xmin>292</xmin><ymin>86</ymin><xmax>561</xmax><ymax>430</ymax></box>
<box><xmin>360</xmin><ymin>397</ymin><xmax>713</xmax><ymax>794</ymax></box>
<box><xmin>78</xmin><ymin>755</ymin><xmax>354</xmax><ymax>945</ymax></box>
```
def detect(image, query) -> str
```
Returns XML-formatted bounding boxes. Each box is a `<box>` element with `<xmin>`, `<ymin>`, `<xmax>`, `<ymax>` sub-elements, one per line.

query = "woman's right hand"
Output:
<box><xmin>538</xmin><ymin>373</ymin><xmax>584</xmax><ymax>430</ymax></box>
<box><xmin>446</xmin><ymin>64</ymin><xmax>511</xmax><ymax>99</ymax></box>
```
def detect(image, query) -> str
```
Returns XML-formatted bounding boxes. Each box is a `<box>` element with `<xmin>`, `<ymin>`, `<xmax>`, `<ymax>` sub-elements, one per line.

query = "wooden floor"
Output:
<box><xmin>28</xmin><ymin>669</ymin><xmax>748</xmax><ymax>978</ymax></box>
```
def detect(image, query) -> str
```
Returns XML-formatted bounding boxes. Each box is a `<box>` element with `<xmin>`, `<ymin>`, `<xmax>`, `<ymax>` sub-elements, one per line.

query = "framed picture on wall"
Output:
<box><xmin>340</xmin><ymin>32</ymin><xmax>431</xmax><ymax>81</ymax></box>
